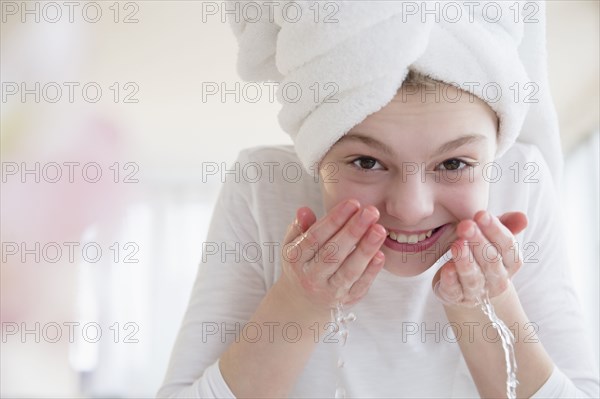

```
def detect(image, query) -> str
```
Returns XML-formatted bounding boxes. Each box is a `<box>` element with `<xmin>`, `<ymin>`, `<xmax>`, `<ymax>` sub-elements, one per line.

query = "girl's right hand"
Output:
<box><xmin>275</xmin><ymin>199</ymin><xmax>387</xmax><ymax>317</ymax></box>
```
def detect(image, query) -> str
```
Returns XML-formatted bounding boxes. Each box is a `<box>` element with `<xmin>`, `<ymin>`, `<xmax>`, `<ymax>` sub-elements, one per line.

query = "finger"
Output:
<box><xmin>283</xmin><ymin>207</ymin><xmax>316</xmax><ymax>246</ymax></box>
<box><xmin>311</xmin><ymin>206</ymin><xmax>380</xmax><ymax>281</ymax></box>
<box><xmin>497</xmin><ymin>212</ymin><xmax>527</xmax><ymax>276</ymax></box>
<box><xmin>328</xmin><ymin>223</ymin><xmax>386</xmax><ymax>290</ymax></box>
<box><xmin>284</xmin><ymin>199</ymin><xmax>360</xmax><ymax>264</ymax></box>
<box><xmin>434</xmin><ymin>261</ymin><xmax>463</xmax><ymax>304</ymax></box>
<box><xmin>461</xmin><ymin>220</ymin><xmax>509</xmax><ymax>295</ymax></box>
<box><xmin>296</xmin><ymin>207</ymin><xmax>317</xmax><ymax>234</ymax></box>
<box><xmin>498</xmin><ymin>211</ymin><xmax>528</xmax><ymax>236</ymax></box>
<box><xmin>347</xmin><ymin>250</ymin><xmax>385</xmax><ymax>304</ymax></box>
<box><xmin>453</xmin><ymin>239</ymin><xmax>485</xmax><ymax>304</ymax></box>
<box><xmin>474</xmin><ymin>211</ymin><xmax>523</xmax><ymax>277</ymax></box>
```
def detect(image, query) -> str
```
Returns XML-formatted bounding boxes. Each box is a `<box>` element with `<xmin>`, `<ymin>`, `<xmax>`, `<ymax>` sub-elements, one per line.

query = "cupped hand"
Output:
<box><xmin>432</xmin><ymin>211</ymin><xmax>528</xmax><ymax>308</ymax></box>
<box><xmin>276</xmin><ymin>199</ymin><xmax>387</xmax><ymax>315</ymax></box>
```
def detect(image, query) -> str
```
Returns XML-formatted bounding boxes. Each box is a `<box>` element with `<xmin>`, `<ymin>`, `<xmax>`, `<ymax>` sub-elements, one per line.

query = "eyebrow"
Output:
<box><xmin>338</xmin><ymin>134</ymin><xmax>395</xmax><ymax>157</ymax></box>
<box><xmin>339</xmin><ymin>133</ymin><xmax>487</xmax><ymax>157</ymax></box>
<box><xmin>431</xmin><ymin>134</ymin><xmax>487</xmax><ymax>157</ymax></box>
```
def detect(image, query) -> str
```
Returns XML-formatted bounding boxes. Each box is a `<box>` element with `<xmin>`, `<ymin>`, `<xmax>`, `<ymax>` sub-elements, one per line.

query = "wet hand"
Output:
<box><xmin>277</xmin><ymin>199</ymin><xmax>387</xmax><ymax>315</ymax></box>
<box><xmin>432</xmin><ymin>211</ymin><xmax>528</xmax><ymax>308</ymax></box>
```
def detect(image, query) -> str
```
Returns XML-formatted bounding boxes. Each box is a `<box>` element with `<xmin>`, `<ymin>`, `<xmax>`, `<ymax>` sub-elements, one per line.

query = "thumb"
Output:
<box><xmin>498</xmin><ymin>211</ymin><xmax>528</xmax><ymax>236</ymax></box>
<box><xmin>283</xmin><ymin>206</ymin><xmax>317</xmax><ymax>246</ymax></box>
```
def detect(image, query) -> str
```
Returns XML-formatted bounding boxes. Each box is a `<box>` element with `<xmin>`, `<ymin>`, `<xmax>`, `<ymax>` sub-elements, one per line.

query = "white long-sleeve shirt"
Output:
<box><xmin>157</xmin><ymin>143</ymin><xmax>600</xmax><ymax>398</ymax></box>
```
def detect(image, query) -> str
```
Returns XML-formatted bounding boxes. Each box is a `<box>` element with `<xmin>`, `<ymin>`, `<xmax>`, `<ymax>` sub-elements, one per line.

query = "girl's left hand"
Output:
<box><xmin>432</xmin><ymin>210</ymin><xmax>528</xmax><ymax>308</ymax></box>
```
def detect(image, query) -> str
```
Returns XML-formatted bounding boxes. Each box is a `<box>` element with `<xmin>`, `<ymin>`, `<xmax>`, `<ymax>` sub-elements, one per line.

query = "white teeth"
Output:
<box><xmin>387</xmin><ymin>229</ymin><xmax>434</xmax><ymax>244</ymax></box>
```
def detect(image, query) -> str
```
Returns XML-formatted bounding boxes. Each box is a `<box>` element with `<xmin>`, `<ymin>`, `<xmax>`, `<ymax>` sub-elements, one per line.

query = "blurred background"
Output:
<box><xmin>1</xmin><ymin>1</ymin><xmax>598</xmax><ymax>396</ymax></box>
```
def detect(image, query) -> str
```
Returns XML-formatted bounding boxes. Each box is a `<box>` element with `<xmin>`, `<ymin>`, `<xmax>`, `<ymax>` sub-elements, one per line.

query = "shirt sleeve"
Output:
<box><xmin>156</xmin><ymin>149</ymin><xmax>269</xmax><ymax>398</ymax></box>
<box><xmin>532</xmin><ymin>366</ymin><xmax>596</xmax><ymax>399</ymax></box>
<box><xmin>156</xmin><ymin>359</ymin><xmax>235</xmax><ymax>398</ymax></box>
<box><xmin>512</xmin><ymin>146</ymin><xmax>600</xmax><ymax>398</ymax></box>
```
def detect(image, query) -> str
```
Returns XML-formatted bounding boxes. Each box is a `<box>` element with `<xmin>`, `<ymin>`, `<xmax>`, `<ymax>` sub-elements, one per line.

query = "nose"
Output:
<box><xmin>385</xmin><ymin>173</ymin><xmax>435</xmax><ymax>227</ymax></box>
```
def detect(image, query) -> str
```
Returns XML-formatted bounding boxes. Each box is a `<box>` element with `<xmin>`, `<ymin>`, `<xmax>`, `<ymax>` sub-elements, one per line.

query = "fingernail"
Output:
<box><xmin>479</xmin><ymin>212</ymin><xmax>491</xmax><ymax>226</ymax></box>
<box><xmin>360</xmin><ymin>207</ymin><xmax>377</xmax><ymax>223</ymax></box>
<box><xmin>341</xmin><ymin>199</ymin><xmax>359</xmax><ymax>216</ymax></box>
<box><xmin>368</xmin><ymin>227</ymin><xmax>384</xmax><ymax>243</ymax></box>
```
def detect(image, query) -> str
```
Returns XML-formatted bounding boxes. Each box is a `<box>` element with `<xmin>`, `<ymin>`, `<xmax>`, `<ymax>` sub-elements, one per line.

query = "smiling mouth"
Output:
<box><xmin>386</xmin><ymin>225</ymin><xmax>445</xmax><ymax>244</ymax></box>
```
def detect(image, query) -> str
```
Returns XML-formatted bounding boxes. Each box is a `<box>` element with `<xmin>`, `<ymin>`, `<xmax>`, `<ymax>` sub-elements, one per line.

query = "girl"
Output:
<box><xmin>158</xmin><ymin>3</ymin><xmax>599</xmax><ymax>398</ymax></box>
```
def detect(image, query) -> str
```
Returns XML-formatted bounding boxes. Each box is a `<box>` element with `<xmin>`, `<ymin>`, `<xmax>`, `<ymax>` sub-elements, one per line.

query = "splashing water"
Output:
<box><xmin>329</xmin><ymin>250</ymin><xmax>517</xmax><ymax>398</ymax></box>
<box><xmin>434</xmin><ymin>249</ymin><xmax>519</xmax><ymax>398</ymax></box>
<box><xmin>332</xmin><ymin>301</ymin><xmax>356</xmax><ymax>399</ymax></box>
<box><xmin>478</xmin><ymin>291</ymin><xmax>519</xmax><ymax>399</ymax></box>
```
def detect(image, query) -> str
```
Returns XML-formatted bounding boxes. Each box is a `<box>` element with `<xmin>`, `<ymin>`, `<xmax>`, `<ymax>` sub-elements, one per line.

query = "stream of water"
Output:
<box><xmin>479</xmin><ymin>291</ymin><xmax>519</xmax><ymax>399</ymax></box>
<box><xmin>332</xmin><ymin>301</ymin><xmax>356</xmax><ymax>399</ymax></box>
<box><xmin>330</xmin><ymin>248</ymin><xmax>517</xmax><ymax>398</ymax></box>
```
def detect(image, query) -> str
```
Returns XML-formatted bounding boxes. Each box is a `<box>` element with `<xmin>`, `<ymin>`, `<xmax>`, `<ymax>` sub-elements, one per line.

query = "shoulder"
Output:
<box><xmin>235</xmin><ymin>144</ymin><xmax>316</xmax><ymax>185</ymax></box>
<box><xmin>234</xmin><ymin>144</ymin><xmax>322</xmax><ymax>194</ymax></box>
<box><xmin>488</xmin><ymin>142</ymin><xmax>557</xmax><ymax>214</ymax></box>
<box><xmin>219</xmin><ymin>144</ymin><xmax>324</xmax><ymax>219</ymax></box>
<box><xmin>237</xmin><ymin>144</ymin><xmax>300</xmax><ymax>163</ymax></box>
<box><xmin>496</xmin><ymin>141</ymin><xmax>553</xmax><ymax>175</ymax></box>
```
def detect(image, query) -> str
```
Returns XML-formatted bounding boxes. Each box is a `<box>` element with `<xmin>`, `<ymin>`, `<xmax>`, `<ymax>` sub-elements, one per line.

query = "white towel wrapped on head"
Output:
<box><xmin>228</xmin><ymin>0</ymin><xmax>563</xmax><ymax>186</ymax></box>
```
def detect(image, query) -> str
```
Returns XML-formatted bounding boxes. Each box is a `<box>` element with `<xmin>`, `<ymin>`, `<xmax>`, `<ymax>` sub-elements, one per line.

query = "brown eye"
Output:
<box><xmin>352</xmin><ymin>157</ymin><xmax>381</xmax><ymax>171</ymax></box>
<box><xmin>440</xmin><ymin>159</ymin><xmax>464</xmax><ymax>171</ymax></box>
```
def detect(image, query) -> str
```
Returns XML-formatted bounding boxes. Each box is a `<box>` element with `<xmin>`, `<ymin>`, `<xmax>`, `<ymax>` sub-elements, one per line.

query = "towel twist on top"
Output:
<box><xmin>229</xmin><ymin>0</ymin><xmax>563</xmax><ymax>186</ymax></box>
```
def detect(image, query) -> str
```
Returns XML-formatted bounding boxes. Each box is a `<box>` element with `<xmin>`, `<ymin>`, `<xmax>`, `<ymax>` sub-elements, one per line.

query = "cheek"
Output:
<box><xmin>441</xmin><ymin>176</ymin><xmax>490</xmax><ymax>219</ymax></box>
<box><xmin>319</xmin><ymin>177</ymin><xmax>384</xmax><ymax>211</ymax></box>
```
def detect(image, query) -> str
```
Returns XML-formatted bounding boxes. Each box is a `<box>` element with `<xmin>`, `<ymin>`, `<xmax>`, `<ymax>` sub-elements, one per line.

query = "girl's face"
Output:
<box><xmin>319</xmin><ymin>85</ymin><xmax>499</xmax><ymax>276</ymax></box>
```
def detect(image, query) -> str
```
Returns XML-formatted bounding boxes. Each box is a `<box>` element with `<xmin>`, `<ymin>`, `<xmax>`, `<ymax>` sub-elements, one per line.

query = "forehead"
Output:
<box><xmin>348</xmin><ymin>84</ymin><xmax>499</xmax><ymax>137</ymax></box>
